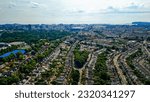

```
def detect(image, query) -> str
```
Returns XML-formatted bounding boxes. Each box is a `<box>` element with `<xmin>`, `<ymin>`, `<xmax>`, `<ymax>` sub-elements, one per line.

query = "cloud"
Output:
<box><xmin>77</xmin><ymin>10</ymin><xmax>85</xmax><ymax>13</ymax></box>
<box><xmin>30</xmin><ymin>1</ymin><xmax>47</xmax><ymax>9</ymax></box>
<box><xmin>7</xmin><ymin>0</ymin><xmax>31</xmax><ymax>9</ymax></box>
<box><xmin>71</xmin><ymin>10</ymin><xmax>86</xmax><ymax>14</ymax></box>
<box><xmin>8</xmin><ymin>2</ymin><xmax>17</xmax><ymax>8</ymax></box>
<box><xmin>0</xmin><ymin>0</ymin><xmax>149</xmax><ymax>24</ymax></box>
<box><xmin>122</xmin><ymin>3</ymin><xmax>150</xmax><ymax>13</ymax></box>
<box><xmin>105</xmin><ymin>6</ymin><xmax>119</xmax><ymax>13</ymax></box>
<box><xmin>99</xmin><ymin>2</ymin><xmax>150</xmax><ymax>14</ymax></box>
<box><xmin>30</xmin><ymin>1</ymin><xmax>40</xmax><ymax>8</ymax></box>
<box><xmin>126</xmin><ymin>2</ymin><xmax>144</xmax><ymax>9</ymax></box>
<box><xmin>63</xmin><ymin>9</ymin><xmax>86</xmax><ymax>15</ymax></box>
<box><xmin>8</xmin><ymin>1</ymin><xmax>45</xmax><ymax>9</ymax></box>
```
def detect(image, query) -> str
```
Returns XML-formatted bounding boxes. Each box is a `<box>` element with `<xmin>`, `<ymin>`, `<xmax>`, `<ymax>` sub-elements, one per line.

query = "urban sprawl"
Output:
<box><xmin>0</xmin><ymin>22</ymin><xmax>150</xmax><ymax>85</ymax></box>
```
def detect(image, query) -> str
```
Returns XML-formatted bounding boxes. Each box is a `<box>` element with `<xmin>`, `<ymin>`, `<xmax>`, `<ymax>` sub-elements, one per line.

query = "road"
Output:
<box><xmin>113</xmin><ymin>54</ymin><xmax>128</xmax><ymax>85</ymax></box>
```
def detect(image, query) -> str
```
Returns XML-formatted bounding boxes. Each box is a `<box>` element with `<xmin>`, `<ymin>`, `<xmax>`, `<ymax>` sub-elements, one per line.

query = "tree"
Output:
<box><xmin>74</xmin><ymin>50</ymin><xmax>89</xmax><ymax>68</ymax></box>
<box><xmin>94</xmin><ymin>52</ymin><xmax>110</xmax><ymax>85</ymax></box>
<box><xmin>71</xmin><ymin>69</ymin><xmax>80</xmax><ymax>85</ymax></box>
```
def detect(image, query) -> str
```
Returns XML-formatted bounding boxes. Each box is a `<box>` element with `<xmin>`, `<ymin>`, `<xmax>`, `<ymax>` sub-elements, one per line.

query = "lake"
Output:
<box><xmin>0</xmin><ymin>49</ymin><xmax>26</xmax><ymax>58</ymax></box>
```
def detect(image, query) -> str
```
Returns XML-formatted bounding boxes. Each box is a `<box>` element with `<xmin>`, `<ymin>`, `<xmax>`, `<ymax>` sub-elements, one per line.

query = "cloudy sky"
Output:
<box><xmin>0</xmin><ymin>0</ymin><xmax>150</xmax><ymax>24</ymax></box>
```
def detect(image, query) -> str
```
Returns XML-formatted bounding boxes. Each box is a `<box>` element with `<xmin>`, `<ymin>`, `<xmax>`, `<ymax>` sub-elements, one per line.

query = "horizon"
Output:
<box><xmin>0</xmin><ymin>21</ymin><xmax>150</xmax><ymax>25</ymax></box>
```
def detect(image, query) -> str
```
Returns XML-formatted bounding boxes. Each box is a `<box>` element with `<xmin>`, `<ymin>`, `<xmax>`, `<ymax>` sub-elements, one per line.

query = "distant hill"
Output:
<box><xmin>132</xmin><ymin>22</ymin><xmax>150</xmax><ymax>25</ymax></box>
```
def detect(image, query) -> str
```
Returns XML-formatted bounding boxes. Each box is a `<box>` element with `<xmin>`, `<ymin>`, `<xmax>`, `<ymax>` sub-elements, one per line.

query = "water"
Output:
<box><xmin>0</xmin><ymin>49</ymin><xmax>26</xmax><ymax>58</ymax></box>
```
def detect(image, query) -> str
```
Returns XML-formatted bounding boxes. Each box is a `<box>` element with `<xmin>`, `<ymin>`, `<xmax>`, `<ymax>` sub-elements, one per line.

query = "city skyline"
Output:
<box><xmin>0</xmin><ymin>0</ymin><xmax>150</xmax><ymax>24</ymax></box>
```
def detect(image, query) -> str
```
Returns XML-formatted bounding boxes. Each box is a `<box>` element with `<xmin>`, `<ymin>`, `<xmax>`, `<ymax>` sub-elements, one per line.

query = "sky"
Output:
<box><xmin>0</xmin><ymin>0</ymin><xmax>150</xmax><ymax>24</ymax></box>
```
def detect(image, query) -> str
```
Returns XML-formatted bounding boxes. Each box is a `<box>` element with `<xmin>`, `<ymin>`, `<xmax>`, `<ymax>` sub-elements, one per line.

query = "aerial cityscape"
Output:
<box><xmin>0</xmin><ymin>0</ymin><xmax>150</xmax><ymax>85</ymax></box>
<box><xmin>0</xmin><ymin>22</ymin><xmax>150</xmax><ymax>85</ymax></box>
